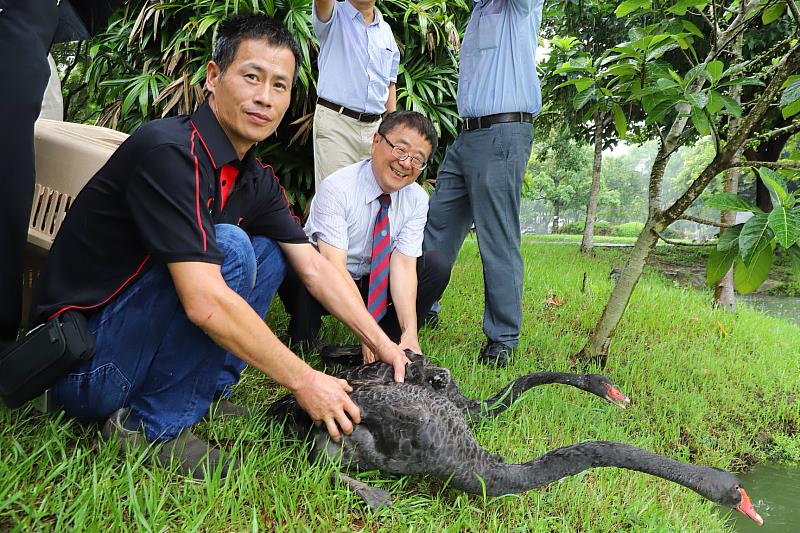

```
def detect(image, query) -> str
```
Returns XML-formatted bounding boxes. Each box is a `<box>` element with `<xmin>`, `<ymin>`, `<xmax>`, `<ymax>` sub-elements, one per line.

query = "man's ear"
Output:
<box><xmin>205</xmin><ymin>60</ymin><xmax>222</xmax><ymax>96</ymax></box>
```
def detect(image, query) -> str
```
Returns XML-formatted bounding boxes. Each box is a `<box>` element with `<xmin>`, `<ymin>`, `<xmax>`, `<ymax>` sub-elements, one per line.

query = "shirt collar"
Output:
<box><xmin>189</xmin><ymin>100</ymin><xmax>242</xmax><ymax>169</ymax></box>
<box><xmin>343</xmin><ymin>0</ymin><xmax>383</xmax><ymax>26</ymax></box>
<box><xmin>359</xmin><ymin>159</ymin><xmax>394</xmax><ymax>205</ymax></box>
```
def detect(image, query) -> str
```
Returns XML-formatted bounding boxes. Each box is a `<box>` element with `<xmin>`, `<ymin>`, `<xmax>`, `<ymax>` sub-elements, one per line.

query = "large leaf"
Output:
<box><xmin>734</xmin><ymin>243</ymin><xmax>774</xmax><ymax>294</ymax></box>
<box><xmin>612</xmin><ymin>103</ymin><xmax>627</xmax><ymax>138</ymax></box>
<box><xmin>717</xmin><ymin>223</ymin><xmax>743</xmax><ymax>251</ymax></box>
<box><xmin>738</xmin><ymin>213</ymin><xmax>772</xmax><ymax>263</ymax></box>
<box><xmin>780</xmin><ymin>76</ymin><xmax>800</xmax><ymax>118</ymax></box>
<box><xmin>706</xmin><ymin>61</ymin><xmax>724</xmax><ymax>82</ymax></box>
<box><xmin>707</xmin><ymin>246</ymin><xmax>737</xmax><ymax>286</ymax></box>
<box><xmin>691</xmin><ymin>107</ymin><xmax>710</xmax><ymax>135</ymax></box>
<box><xmin>756</xmin><ymin>167</ymin><xmax>790</xmax><ymax>207</ymax></box>
<box><xmin>788</xmin><ymin>244</ymin><xmax>800</xmax><ymax>277</ymax></box>
<box><xmin>706</xmin><ymin>91</ymin><xmax>724</xmax><ymax>114</ymax></box>
<box><xmin>767</xmin><ymin>206</ymin><xmax>800</xmax><ymax>248</ymax></box>
<box><xmin>615</xmin><ymin>0</ymin><xmax>651</xmax><ymax>17</ymax></box>
<box><xmin>762</xmin><ymin>2</ymin><xmax>787</xmax><ymax>24</ymax></box>
<box><xmin>705</xmin><ymin>192</ymin><xmax>759</xmax><ymax>213</ymax></box>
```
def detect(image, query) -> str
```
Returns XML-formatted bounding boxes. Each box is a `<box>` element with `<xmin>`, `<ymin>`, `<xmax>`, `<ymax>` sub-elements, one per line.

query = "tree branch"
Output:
<box><xmin>726</xmin><ymin>160</ymin><xmax>800</xmax><ymax>170</ymax></box>
<box><xmin>787</xmin><ymin>0</ymin><xmax>800</xmax><ymax>28</ymax></box>
<box><xmin>656</xmin><ymin>232</ymin><xmax>717</xmax><ymax>246</ymax></box>
<box><xmin>745</xmin><ymin>118</ymin><xmax>800</xmax><ymax>147</ymax></box>
<box><xmin>680</xmin><ymin>215</ymin><xmax>733</xmax><ymax>228</ymax></box>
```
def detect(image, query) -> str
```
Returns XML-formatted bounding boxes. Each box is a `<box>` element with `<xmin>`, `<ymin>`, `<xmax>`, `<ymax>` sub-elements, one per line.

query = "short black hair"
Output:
<box><xmin>378</xmin><ymin>111</ymin><xmax>438</xmax><ymax>155</ymax></box>
<box><xmin>213</xmin><ymin>14</ymin><xmax>302</xmax><ymax>80</ymax></box>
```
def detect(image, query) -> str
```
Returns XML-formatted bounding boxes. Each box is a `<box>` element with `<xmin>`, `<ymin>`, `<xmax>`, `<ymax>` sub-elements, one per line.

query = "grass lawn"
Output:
<box><xmin>523</xmin><ymin>233</ymin><xmax>638</xmax><ymax>244</ymax></box>
<box><xmin>2</xmin><ymin>237</ymin><xmax>799</xmax><ymax>531</ymax></box>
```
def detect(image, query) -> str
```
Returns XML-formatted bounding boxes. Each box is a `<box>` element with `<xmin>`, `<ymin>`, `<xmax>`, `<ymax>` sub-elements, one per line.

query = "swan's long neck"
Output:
<box><xmin>450</xmin><ymin>441</ymin><xmax>714</xmax><ymax>498</ymax></box>
<box><xmin>471</xmin><ymin>373</ymin><xmax>587</xmax><ymax>419</ymax></box>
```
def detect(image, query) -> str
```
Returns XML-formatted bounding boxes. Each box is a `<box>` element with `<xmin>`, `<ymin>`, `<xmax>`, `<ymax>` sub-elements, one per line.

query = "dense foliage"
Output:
<box><xmin>72</xmin><ymin>0</ymin><xmax>470</xmax><ymax>213</ymax></box>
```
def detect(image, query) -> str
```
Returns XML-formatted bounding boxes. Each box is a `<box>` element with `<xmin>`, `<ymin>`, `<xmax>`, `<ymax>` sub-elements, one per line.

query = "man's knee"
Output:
<box><xmin>420</xmin><ymin>250</ymin><xmax>452</xmax><ymax>287</ymax></box>
<box><xmin>252</xmin><ymin>235</ymin><xmax>287</xmax><ymax>284</ymax></box>
<box><xmin>215</xmin><ymin>224</ymin><xmax>257</xmax><ymax>291</ymax></box>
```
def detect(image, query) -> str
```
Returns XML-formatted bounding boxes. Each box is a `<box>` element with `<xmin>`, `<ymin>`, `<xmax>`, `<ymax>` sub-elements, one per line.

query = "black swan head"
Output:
<box><xmin>579</xmin><ymin>373</ymin><xmax>630</xmax><ymax>409</ymax></box>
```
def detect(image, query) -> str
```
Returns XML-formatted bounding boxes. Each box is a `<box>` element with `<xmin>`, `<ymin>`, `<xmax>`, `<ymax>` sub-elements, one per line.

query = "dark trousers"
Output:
<box><xmin>279</xmin><ymin>250</ymin><xmax>450</xmax><ymax>344</ymax></box>
<box><xmin>0</xmin><ymin>0</ymin><xmax>60</xmax><ymax>340</ymax></box>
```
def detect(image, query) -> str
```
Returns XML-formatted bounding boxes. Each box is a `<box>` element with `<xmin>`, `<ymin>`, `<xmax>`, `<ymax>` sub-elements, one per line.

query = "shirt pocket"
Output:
<box><xmin>478</xmin><ymin>12</ymin><xmax>503</xmax><ymax>50</ymax></box>
<box><xmin>376</xmin><ymin>46</ymin><xmax>395</xmax><ymax>83</ymax></box>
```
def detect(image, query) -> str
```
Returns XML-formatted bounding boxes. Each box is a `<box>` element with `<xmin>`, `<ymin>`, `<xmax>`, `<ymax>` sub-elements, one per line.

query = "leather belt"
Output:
<box><xmin>317</xmin><ymin>98</ymin><xmax>382</xmax><ymax>123</ymax></box>
<box><xmin>462</xmin><ymin>112</ymin><xmax>534</xmax><ymax>131</ymax></box>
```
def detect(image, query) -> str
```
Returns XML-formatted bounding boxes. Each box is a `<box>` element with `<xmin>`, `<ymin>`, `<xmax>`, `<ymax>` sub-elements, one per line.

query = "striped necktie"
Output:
<box><xmin>367</xmin><ymin>193</ymin><xmax>391</xmax><ymax>321</ymax></box>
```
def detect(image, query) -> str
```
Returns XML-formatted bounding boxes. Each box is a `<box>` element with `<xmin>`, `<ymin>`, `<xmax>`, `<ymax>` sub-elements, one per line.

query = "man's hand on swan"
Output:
<box><xmin>373</xmin><ymin>339</ymin><xmax>410</xmax><ymax>382</ymax></box>
<box><xmin>291</xmin><ymin>368</ymin><xmax>361</xmax><ymax>442</ymax></box>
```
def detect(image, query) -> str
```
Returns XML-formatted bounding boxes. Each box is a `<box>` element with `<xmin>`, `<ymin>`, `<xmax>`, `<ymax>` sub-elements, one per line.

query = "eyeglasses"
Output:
<box><xmin>379</xmin><ymin>133</ymin><xmax>428</xmax><ymax>171</ymax></box>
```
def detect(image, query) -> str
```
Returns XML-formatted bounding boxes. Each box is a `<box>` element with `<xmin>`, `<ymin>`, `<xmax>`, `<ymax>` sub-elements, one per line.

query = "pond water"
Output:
<box><xmin>724</xmin><ymin>463</ymin><xmax>800</xmax><ymax>532</ymax></box>
<box><xmin>739</xmin><ymin>294</ymin><xmax>800</xmax><ymax>327</ymax></box>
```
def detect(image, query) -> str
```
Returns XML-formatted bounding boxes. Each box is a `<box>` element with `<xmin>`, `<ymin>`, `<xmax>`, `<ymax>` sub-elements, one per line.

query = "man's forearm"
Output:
<box><xmin>389</xmin><ymin>254</ymin><xmax>418</xmax><ymax>338</ymax></box>
<box><xmin>303</xmin><ymin>254</ymin><xmax>392</xmax><ymax>352</ymax></box>
<box><xmin>385</xmin><ymin>83</ymin><xmax>397</xmax><ymax>113</ymax></box>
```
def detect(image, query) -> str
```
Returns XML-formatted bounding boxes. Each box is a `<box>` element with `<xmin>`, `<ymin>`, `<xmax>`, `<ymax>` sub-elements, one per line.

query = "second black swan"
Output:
<box><xmin>267</xmin><ymin>353</ymin><xmax>762</xmax><ymax>524</ymax></box>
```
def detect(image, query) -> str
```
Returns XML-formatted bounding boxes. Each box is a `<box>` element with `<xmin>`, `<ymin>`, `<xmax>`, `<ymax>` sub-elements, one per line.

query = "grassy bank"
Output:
<box><xmin>2</xmin><ymin>237</ymin><xmax>799</xmax><ymax>531</ymax></box>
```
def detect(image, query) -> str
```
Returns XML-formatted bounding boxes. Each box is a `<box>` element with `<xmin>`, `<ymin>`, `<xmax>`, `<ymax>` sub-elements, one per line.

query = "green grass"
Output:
<box><xmin>2</xmin><ymin>237</ymin><xmax>799</xmax><ymax>531</ymax></box>
<box><xmin>524</xmin><ymin>233</ymin><xmax>638</xmax><ymax>244</ymax></box>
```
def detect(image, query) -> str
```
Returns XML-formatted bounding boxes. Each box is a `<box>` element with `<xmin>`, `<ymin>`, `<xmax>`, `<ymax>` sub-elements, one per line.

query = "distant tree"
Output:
<box><xmin>525</xmin><ymin>128</ymin><xmax>594</xmax><ymax>233</ymax></box>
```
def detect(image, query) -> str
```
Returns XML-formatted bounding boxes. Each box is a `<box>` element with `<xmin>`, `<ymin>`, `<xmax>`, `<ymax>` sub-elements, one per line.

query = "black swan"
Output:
<box><xmin>267</xmin><ymin>353</ymin><xmax>762</xmax><ymax>524</ymax></box>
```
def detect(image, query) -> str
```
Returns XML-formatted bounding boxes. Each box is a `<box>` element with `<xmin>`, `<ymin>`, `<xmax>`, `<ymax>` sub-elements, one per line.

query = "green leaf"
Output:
<box><xmin>706</xmin><ymin>61</ymin><xmax>724</xmax><ymax>83</ymax></box>
<box><xmin>738</xmin><ymin>213</ymin><xmax>772</xmax><ymax>263</ymax></box>
<box><xmin>574</xmin><ymin>78</ymin><xmax>596</xmax><ymax>92</ymax></box>
<box><xmin>780</xmin><ymin>77</ymin><xmax>800</xmax><ymax>118</ymax></box>
<box><xmin>719</xmin><ymin>94</ymin><xmax>742</xmax><ymax>117</ymax></box>
<box><xmin>681</xmin><ymin>20</ymin><xmax>704</xmax><ymax>38</ymax></box>
<box><xmin>691</xmin><ymin>107</ymin><xmax>710</xmax><ymax>135</ymax></box>
<box><xmin>762</xmin><ymin>2</ymin><xmax>786</xmax><ymax>24</ymax></box>
<box><xmin>573</xmin><ymin>88</ymin><xmax>596</xmax><ymax>111</ymax></box>
<box><xmin>787</xmin><ymin>244</ymin><xmax>800</xmax><ymax>277</ymax></box>
<box><xmin>686</xmin><ymin>91</ymin><xmax>708</xmax><ymax>108</ymax></box>
<box><xmin>705</xmin><ymin>193</ymin><xmax>759</xmax><ymax>212</ymax></box>
<box><xmin>781</xmin><ymin>99</ymin><xmax>800</xmax><ymax>119</ymax></box>
<box><xmin>734</xmin><ymin>242</ymin><xmax>775</xmax><ymax>294</ymax></box>
<box><xmin>767</xmin><ymin>206</ymin><xmax>800</xmax><ymax>248</ymax></box>
<box><xmin>757</xmin><ymin>167</ymin><xmax>790</xmax><ymax>207</ymax></box>
<box><xmin>612</xmin><ymin>103</ymin><xmax>627</xmax><ymax>138</ymax></box>
<box><xmin>706</xmin><ymin>91</ymin><xmax>724</xmax><ymax>114</ymax></box>
<box><xmin>615</xmin><ymin>0</ymin><xmax>651</xmax><ymax>18</ymax></box>
<box><xmin>707</xmin><ymin>246</ymin><xmax>737</xmax><ymax>285</ymax></box>
<box><xmin>717</xmin><ymin>224</ymin><xmax>743</xmax><ymax>251</ymax></box>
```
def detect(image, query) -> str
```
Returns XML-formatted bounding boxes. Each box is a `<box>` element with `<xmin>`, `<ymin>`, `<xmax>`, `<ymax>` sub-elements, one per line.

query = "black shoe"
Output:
<box><xmin>479</xmin><ymin>341</ymin><xmax>514</xmax><ymax>368</ymax></box>
<box><xmin>204</xmin><ymin>398</ymin><xmax>251</xmax><ymax>421</ymax></box>
<box><xmin>423</xmin><ymin>311</ymin><xmax>440</xmax><ymax>330</ymax></box>
<box><xmin>102</xmin><ymin>408</ymin><xmax>237</xmax><ymax>480</ymax></box>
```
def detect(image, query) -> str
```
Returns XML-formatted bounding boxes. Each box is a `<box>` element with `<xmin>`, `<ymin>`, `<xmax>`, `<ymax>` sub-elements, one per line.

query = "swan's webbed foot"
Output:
<box><xmin>333</xmin><ymin>472</ymin><xmax>393</xmax><ymax>510</ymax></box>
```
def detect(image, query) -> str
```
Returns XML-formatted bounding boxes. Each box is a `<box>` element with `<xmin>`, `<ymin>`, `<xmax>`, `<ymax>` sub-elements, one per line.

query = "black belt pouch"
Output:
<box><xmin>0</xmin><ymin>311</ymin><xmax>96</xmax><ymax>409</ymax></box>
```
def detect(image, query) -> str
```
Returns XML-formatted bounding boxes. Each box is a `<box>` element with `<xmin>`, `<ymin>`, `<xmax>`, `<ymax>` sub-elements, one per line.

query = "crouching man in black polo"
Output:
<box><xmin>29</xmin><ymin>14</ymin><xmax>408</xmax><ymax>480</ymax></box>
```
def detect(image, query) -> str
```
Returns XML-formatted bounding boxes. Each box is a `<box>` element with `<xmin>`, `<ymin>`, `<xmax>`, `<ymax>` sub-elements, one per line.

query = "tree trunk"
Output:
<box><xmin>580</xmin><ymin>222</ymin><xmax>661</xmax><ymax>364</ymax></box>
<box><xmin>552</xmin><ymin>202</ymin><xmax>561</xmax><ymax>234</ymax></box>
<box><xmin>713</xmin><ymin>167</ymin><xmax>739</xmax><ymax>310</ymax></box>
<box><xmin>580</xmin><ymin>112</ymin><xmax>606</xmax><ymax>255</ymax></box>
<box><xmin>714</xmin><ymin>33</ymin><xmax>743</xmax><ymax>311</ymax></box>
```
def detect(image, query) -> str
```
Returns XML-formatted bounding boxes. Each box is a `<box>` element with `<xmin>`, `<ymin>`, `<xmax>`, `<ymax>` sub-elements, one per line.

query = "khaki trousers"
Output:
<box><xmin>312</xmin><ymin>104</ymin><xmax>381</xmax><ymax>187</ymax></box>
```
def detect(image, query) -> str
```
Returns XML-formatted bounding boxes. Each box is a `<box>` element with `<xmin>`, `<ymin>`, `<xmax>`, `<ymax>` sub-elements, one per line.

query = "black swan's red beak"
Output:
<box><xmin>603</xmin><ymin>384</ymin><xmax>630</xmax><ymax>409</ymax></box>
<box><xmin>736</xmin><ymin>487</ymin><xmax>764</xmax><ymax>525</ymax></box>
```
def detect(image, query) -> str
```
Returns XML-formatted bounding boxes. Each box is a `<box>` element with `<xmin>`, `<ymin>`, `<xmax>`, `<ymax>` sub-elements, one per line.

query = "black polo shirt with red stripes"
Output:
<box><xmin>31</xmin><ymin>101</ymin><xmax>307</xmax><ymax>325</ymax></box>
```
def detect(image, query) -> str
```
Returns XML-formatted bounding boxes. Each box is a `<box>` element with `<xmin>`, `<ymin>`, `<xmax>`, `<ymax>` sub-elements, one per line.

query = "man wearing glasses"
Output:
<box><xmin>280</xmin><ymin>111</ymin><xmax>449</xmax><ymax>361</ymax></box>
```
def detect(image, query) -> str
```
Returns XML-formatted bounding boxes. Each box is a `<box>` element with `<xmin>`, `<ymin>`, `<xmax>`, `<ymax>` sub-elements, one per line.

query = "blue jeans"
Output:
<box><xmin>51</xmin><ymin>224</ymin><xmax>286</xmax><ymax>441</ymax></box>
